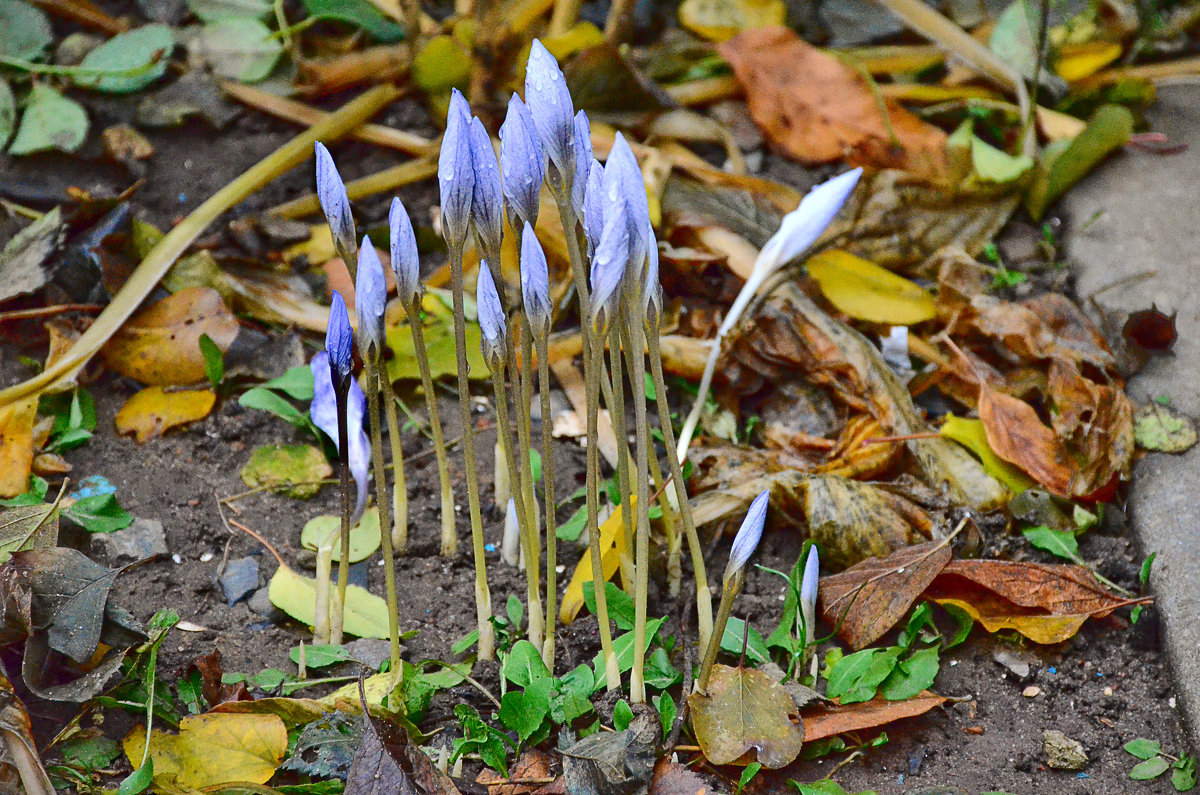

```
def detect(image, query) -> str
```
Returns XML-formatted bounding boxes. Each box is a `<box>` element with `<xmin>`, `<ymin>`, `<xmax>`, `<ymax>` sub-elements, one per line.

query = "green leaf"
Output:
<box><xmin>118</xmin><ymin>758</ymin><xmax>154</xmax><ymax>795</ymax></box>
<box><xmin>66</xmin><ymin>493</ymin><xmax>133</xmax><ymax>534</ymax></box>
<box><xmin>1023</xmin><ymin>525</ymin><xmax>1080</xmax><ymax>561</ymax></box>
<box><xmin>290</xmin><ymin>644</ymin><xmax>349</xmax><ymax>669</ymax></box>
<box><xmin>591</xmin><ymin>618</ymin><xmax>666</xmax><ymax>691</ymax></box>
<box><xmin>194</xmin><ymin>18</ymin><xmax>284</xmax><ymax>83</ymax></box>
<box><xmin>199</xmin><ymin>333</ymin><xmax>224</xmax><ymax>388</ymax></box>
<box><xmin>451</xmin><ymin>704</ymin><xmax>509</xmax><ymax>776</ymax></box>
<box><xmin>303</xmin><ymin>0</ymin><xmax>405</xmax><ymax>42</ymax></box>
<box><xmin>971</xmin><ymin>135</ymin><xmax>1033</xmax><ymax>183</ymax></box>
<box><xmin>0</xmin><ymin>0</ymin><xmax>53</xmax><ymax>61</ymax></box>
<box><xmin>529</xmin><ymin>448</ymin><xmax>542</xmax><ymax>485</ymax></box>
<box><xmin>555</xmin><ymin>503</ymin><xmax>587</xmax><ymax>542</ymax></box>
<box><xmin>506</xmin><ymin>594</ymin><xmax>524</xmax><ymax>630</ymax></box>
<box><xmin>826</xmin><ymin>648</ymin><xmax>901</xmax><ymax>704</ymax></box>
<box><xmin>643</xmin><ymin>372</ymin><xmax>657</xmax><ymax>401</ymax></box>
<box><xmin>652</xmin><ymin>692</ymin><xmax>676</xmax><ymax>739</ymax></box>
<box><xmin>612</xmin><ymin>699</ymin><xmax>634</xmax><ymax>731</ymax></box>
<box><xmin>0</xmin><ymin>79</ymin><xmax>14</xmax><ymax>150</ymax></box>
<box><xmin>1140</xmin><ymin>552</ymin><xmax>1156</xmax><ymax>587</ymax></box>
<box><xmin>737</xmin><ymin>762</ymin><xmax>762</xmax><ymax>794</ymax></box>
<box><xmin>765</xmin><ymin>553</ymin><xmax>806</xmax><ymax>652</ymax></box>
<box><xmin>941</xmin><ymin>602</ymin><xmax>974</xmax><ymax>649</ymax></box>
<box><xmin>644</xmin><ymin>646</ymin><xmax>681</xmax><ymax>690</ymax></box>
<box><xmin>186</xmin><ymin>0</ymin><xmax>272</xmax><ymax>21</ymax></box>
<box><xmin>551</xmin><ymin>664</ymin><xmax>594</xmax><ymax>723</ymax></box>
<box><xmin>263</xmin><ymin>366</ymin><xmax>315</xmax><ymax>400</ymax></box>
<box><xmin>1130</xmin><ymin>756</ymin><xmax>1171</xmax><ymax>781</ymax></box>
<box><xmin>1125</xmin><ymin>738</ymin><xmax>1162</xmax><ymax>760</ymax></box>
<box><xmin>8</xmin><ymin>84</ymin><xmax>88</xmax><ymax>155</ymax></box>
<box><xmin>76</xmin><ymin>25</ymin><xmax>174</xmax><ymax>93</ymax></box>
<box><xmin>246</xmin><ymin>444</ymin><xmax>334</xmax><ymax>500</ymax></box>
<box><xmin>1173</xmin><ymin>754</ymin><xmax>1197</xmax><ymax>792</ymax></box>
<box><xmin>0</xmin><ymin>475</ymin><xmax>47</xmax><ymax>507</ymax></box>
<box><xmin>502</xmin><ymin>640</ymin><xmax>551</xmax><ymax>688</ymax></box>
<box><xmin>240</xmin><ymin>387</ymin><xmax>312</xmax><ymax>430</ymax></box>
<box><xmin>498</xmin><ymin>677</ymin><xmax>553</xmax><ymax>743</ymax></box>
<box><xmin>1026</xmin><ymin>105</ymin><xmax>1133</xmax><ymax>219</ymax></box>
<box><xmin>720</xmin><ymin>617</ymin><xmax>770</xmax><ymax>664</ymax></box>
<box><xmin>61</xmin><ymin>734</ymin><xmax>122</xmax><ymax>771</ymax></box>
<box><xmin>879</xmin><ymin>646</ymin><xmax>940</xmax><ymax>701</ymax></box>
<box><xmin>582</xmin><ymin>581</ymin><xmax>635</xmax><ymax>630</ymax></box>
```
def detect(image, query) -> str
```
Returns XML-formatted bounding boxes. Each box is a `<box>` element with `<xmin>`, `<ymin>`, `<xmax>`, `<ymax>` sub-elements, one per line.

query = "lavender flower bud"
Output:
<box><xmin>571</xmin><ymin>110</ymin><xmax>592</xmax><ymax>215</ymax></box>
<box><xmin>602</xmin><ymin>133</ymin><xmax>650</xmax><ymax>270</ymax></box>
<box><xmin>468</xmin><ymin>116</ymin><xmax>504</xmax><ymax>263</ymax></box>
<box><xmin>439</xmin><ymin>89</ymin><xmax>475</xmax><ymax>252</ymax></box>
<box><xmin>589</xmin><ymin>211</ymin><xmax>630</xmax><ymax>330</ymax></box>
<box><xmin>759</xmin><ymin>167</ymin><xmax>862</xmax><ymax>270</ymax></box>
<box><xmin>525</xmin><ymin>39</ymin><xmax>575</xmax><ymax>193</ymax></box>
<box><xmin>500</xmin><ymin>94</ymin><xmax>545</xmax><ymax>231</ymax></box>
<box><xmin>389</xmin><ymin>197</ymin><xmax>421</xmax><ymax>308</ymax></box>
<box><xmin>520</xmin><ymin>222</ymin><xmax>552</xmax><ymax>332</ymax></box>
<box><xmin>724</xmin><ymin>490</ymin><xmax>769</xmax><ymax>583</ymax></box>
<box><xmin>643</xmin><ymin>220</ymin><xmax>662</xmax><ymax>323</ymax></box>
<box><xmin>325</xmin><ymin>291</ymin><xmax>354</xmax><ymax>386</ymax></box>
<box><xmin>311</xmin><ymin>351</ymin><xmax>370</xmax><ymax>522</ymax></box>
<box><xmin>315</xmin><ymin>142</ymin><xmax>356</xmax><ymax>267</ymax></box>
<box><xmin>582</xmin><ymin>159</ymin><xmax>605</xmax><ymax>257</ymax></box>
<box><xmin>800</xmin><ymin>543</ymin><xmax>819</xmax><ymax>644</ymax></box>
<box><xmin>354</xmin><ymin>237</ymin><xmax>387</xmax><ymax>359</ymax></box>
<box><xmin>476</xmin><ymin>260</ymin><xmax>507</xmax><ymax>365</ymax></box>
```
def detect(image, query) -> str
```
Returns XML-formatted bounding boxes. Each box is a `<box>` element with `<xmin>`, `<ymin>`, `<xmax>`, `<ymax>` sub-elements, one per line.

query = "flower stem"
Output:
<box><xmin>607</xmin><ymin>318</ymin><xmax>635</xmax><ymax>593</ymax></box>
<box><xmin>535</xmin><ymin>332</ymin><xmax>558</xmax><ymax>669</ymax></box>
<box><xmin>364</xmin><ymin>358</ymin><xmax>403</xmax><ymax>681</ymax></box>
<box><xmin>587</xmin><ymin>335</ymin><xmax>621</xmax><ymax>692</ymax></box>
<box><xmin>647</xmin><ymin>330</ymin><xmax>713</xmax><ymax>651</ymax></box>
<box><xmin>381</xmin><ymin>376</ymin><xmax>409</xmax><ymax>554</ymax></box>
<box><xmin>404</xmin><ymin>302</ymin><xmax>457</xmax><ymax>557</ymax></box>
<box><xmin>625</xmin><ymin>316</ymin><xmax>653</xmax><ymax>704</ymax></box>
<box><xmin>448</xmin><ymin>242</ymin><xmax>494</xmax><ymax>660</ymax></box>
<box><xmin>697</xmin><ymin>572</ymin><xmax>742</xmax><ymax>693</ymax></box>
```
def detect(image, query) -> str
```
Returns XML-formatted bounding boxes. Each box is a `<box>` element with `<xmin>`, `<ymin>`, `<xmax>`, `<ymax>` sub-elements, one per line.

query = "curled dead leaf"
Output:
<box><xmin>803</xmin><ymin>691</ymin><xmax>947</xmax><ymax>742</ymax></box>
<box><xmin>978</xmin><ymin>383</ymin><xmax>1072</xmax><ymax>495</ymax></box>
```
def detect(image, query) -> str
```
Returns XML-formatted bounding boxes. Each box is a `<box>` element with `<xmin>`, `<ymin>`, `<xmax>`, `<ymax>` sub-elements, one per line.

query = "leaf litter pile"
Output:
<box><xmin>0</xmin><ymin>0</ymin><xmax>1198</xmax><ymax>793</ymax></box>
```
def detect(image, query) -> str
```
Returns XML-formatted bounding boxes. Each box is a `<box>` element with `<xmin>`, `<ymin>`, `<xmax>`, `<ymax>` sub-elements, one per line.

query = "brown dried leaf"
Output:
<box><xmin>649</xmin><ymin>758</ymin><xmax>712</xmax><ymax>795</ymax></box>
<box><xmin>932</xmin><ymin>559</ymin><xmax>1128</xmax><ymax>618</ymax></box>
<box><xmin>1046</xmin><ymin>359</ymin><xmax>1134</xmax><ymax>496</ymax></box>
<box><xmin>718</xmin><ymin>28</ymin><xmax>948</xmax><ymax>182</ymax></box>
<box><xmin>803</xmin><ymin>691</ymin><xmax>947</xmax><ymax>742</ymax></box>
<box><xmin>801</xmin><ymin>474</ymin><xmax>931</xmax><ymax>571</ymax></box>
<box><xmin>978</xmin><ymin>383</ymin><xmax>1073</xmax><ymax>495</ymax></box>
<box><xmin>817</xmin><ymin>540</ymin><xmax>952</xmax><ymax>651</ymax></box>
<box><xmin>477</xmin><ymin>749</ymin><xmax>555</xmax><ymax>795</ymax></box>
<box><xmin>347</xmin><ymin>678</ymin><xmax>460</xmax><ymax>795</ymax></box>
<box><xmin>689</xmin><ymin>664</ymin><xmax>804</xmax><ymax>768</ymax></box>
<box><xmin>0</xmin><ymin>674</ymin><xmax>55</xmax><ymax>795</ymax></box>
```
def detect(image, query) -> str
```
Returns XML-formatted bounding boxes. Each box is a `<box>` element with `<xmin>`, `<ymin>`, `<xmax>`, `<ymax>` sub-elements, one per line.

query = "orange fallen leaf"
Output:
<box><xmin>0</xmin><ymin>397</ymin><xmax>38</xmax><ymax>498</ymax></box>
<box><xmin>101</xmin><ymin>286</ymin><xmax>238</xmax><ymax>385</ymax></box>
<box><xmin>718</xmin><ymin>27</ymin><xmax>949</xmax><ymax>182</ymax></box>
<box><xmin>803</xmin><ymin>691</ymin><xmax>947</xmax><ymax>742</ymax></box>
<box><xmin>477</xmin><ymin>748</ymin><xmax>555</xmax><ymax>795</ymax></box>
<box><xmin>649</xmin><ymin>757</ymin><xmax>712</xmax><ymax>795</ymax></box>
<box><xmin>978</xmin><ymin>383</ymin><xmax>1072</xmax><ymax>495</ymax></box>
<box><xmin>115</xmin><ymin>386</ymin><xmax>217</xmax><ymax>442</ymax></box>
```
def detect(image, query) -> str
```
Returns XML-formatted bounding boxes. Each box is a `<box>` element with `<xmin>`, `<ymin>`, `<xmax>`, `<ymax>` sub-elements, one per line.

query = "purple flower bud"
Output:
<box><xmin>582</xmin><ymin>159</ymin><xmax>605</xmax><ymax>257</ymax></box>
<box><xmin>589</xmin><ymin>211</ymin><xmax>630</xmax><ymax>329</ymax></box>
<box><xmin>326</xmin><ymin>291</ymin><xmax>354</xmax><ymax>385</ymax></box>
<box><xmin>603</xmin><ymin>133</ymin><xmax>651</xmax><ymax>269</ymax></box>
<box><xmin>311</xmin><ymin>351</ymin><xmax>370</xmax><ymax>522</ymax></box>
<box><xmin>389</xmin><ymin>197</ymin><xmax>421</xmax><ymax>307</ymax></box>
<box><xmin>520</xmin><ymin>221</ymin><xmax>551</xmax><ymax>331</ymax></box>
<box><xmin>315</xmin><ymin>142</ymin><xmax>356</xmax><ymax>265</ymax></box>
<box><xmin>476</xmin><ymin>260</ymin><xmax>507</xmax><ymax>364</ymax></box>
<box><xmin>355</xmin><ymin>237</ymin><xmax>387</xmax><ymax>358</ymax></box>
<box><xmin>800</xmin><ymin>543</ymin><xmax>819</xmax><ymax>643</ymax></box>
<box><xmin>725</xmin><ymin>490</ymin><xmax>769</xmax><ymax>582</ymax></box>
<box><xmin>571</xmin><ymin>110</ymin><xmax>592</xmax><ymax>215</ymax></box>
<box><xmin>643</xmin><ymin>220</ymin><xmax>662</xmax><ymax>321</ymax></box>
<box><xmin>439</xmin><ymin>89</ymin><xmax>475</xmax><ymax>251</ymax></box>
<box><xmin>760</xmin><ymin>167</ymin><xmax>862</xmax><ymax>269</ymax></box>
<box><xmin>500</xmin><ymin>94</ymin><xmax>545</xmax><ymax>231</ymax></box>
<box><xmin>468</xmin><ymin>116</ymin><xmax>504</xmax><ymax>262</ymax></box>
<box><xmin>525</xmin><ymin>39</ymin><xmax>575</xmax><ymax>193</ymax></box>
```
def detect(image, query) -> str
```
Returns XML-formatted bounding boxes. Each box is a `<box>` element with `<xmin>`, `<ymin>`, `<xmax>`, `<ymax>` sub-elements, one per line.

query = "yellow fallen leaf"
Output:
<box><xmin>268</xmin><ymin>564</ymin><xmax>390</xmax><ymax>639</ymax></box>
<box><xmin>115</xmin><ymin>386</ymin><xmax>216</xmax><ymax>442</ymax></box>
<box><xmin>282</xmin><ymin>224</ymin><xmax>333</xmax><ymax>264</ymax></box>
<box><xmin>560</xmin><ymin>500</ymin><xmax>632</xmax><ymax>624</ymax></box>
<box><xmin>123</xmin><ymin>713</ymin><xmax>287</xmax><ymax>789</ymax></box>
<box><xmin>939</xmin><ymin>415</ymin><xmax>1034</xmax><ymax>495</ymax></box>
<box><xmin>931</xmin><ymin>597</ymin><xmax>1088</xmax><ymax>645</ymax></box>
<box><xmin>101</xmin><ymin>286</ymin><xmax>238</xmax><ymax>385</ymax></box>
<box><xmin>1056</xmin><ymin>40</ymin><xmax>1122</xmax><ymax>82</ymax></box>
<box><xmin>679</xmin><ymin>0</ymin><xmax>786</xmax><ymax>42</ymax></box>
<box><xmin>0</xmin><ymin>396</ymin><xmax>38</xmax><ymax>498</ymax></box>
<box><xmin>806</xmin><ymin>249</ymin><xmax>937</xmax><ymax>325</ymax></box>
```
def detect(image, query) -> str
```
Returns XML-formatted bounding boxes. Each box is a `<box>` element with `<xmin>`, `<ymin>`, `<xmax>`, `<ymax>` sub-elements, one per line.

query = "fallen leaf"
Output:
<box><xmin>8</xmin><ymin>84</ymin><xmax>88</xmax><ymax>156</ymax></box>
<box><xmin>678</xmin><ymin>0</ymin><xmax>786</xmax><ymax>42</ymax></box>
<box><xmin>806</xmin><ymin>249</ymin><xmax>936</xmax><ymax>325</ymax></box>
<box><xmin>1123</xmin><ymin>305</ymin><xmax>1178</xmax><ymax>355</ymax></box>
<box><xmin>1045</xmin><ymin>358</ymin><xmax>1134</xmax><ymax>496</ymax></box>
<box><xmin>268</xmin><ymin>564</ymin><xmax>390</xmax><ymax>639</ymax></box>
<box><xmin>0</xmin><ymin>502</ymin><xmax>58</xmax><ymax>564</ymax></box>
<box><xmin>191</xmin><ymin>17</ymin><xmax>283</xmax><ymax>82</ymax></box>
<box><xmin>649</xmin><ymin>757</ymin><xmax>712</xmax><ymax>795</ymax></box>
<box><xmin>123</xmin><ymin>713</ymin><xmax>287</xmax><ymax>789</ymax></box>
<box><xmin>1026</xmin><ymin>105</ymin><xmax>1133</xmax><ymax>219</ymax></box>
<box><xmin>0</xmin><ymin>397</ymin><xmax>38</xmax><ymax>498</ymax></box>
<box><xmin>1055</xmin><ymin>40</ymin><xmax>1122</xmax><ymax>81</ymax></box>
<box><xmin>241</xmin><ymin>444</ymin><xmax>333</xmax><ymax>499</ymax></box>
<box><xmin>210</xmin><ymin>697</ymin><xmax>335</xmax><ymax>727</ymax></box>
<box><xmin>385</xmin><ymin>294</ymin><xmax>490</xmax><ymax>383</ymax></box>
<box><xmin>803</xmin><ymin>691</ymin><xmax>947</xmax><ymax>742</ymax></box>
<box><xmin>817</xmin><ymin>540</ymin><xmax>952</xmax><ymax>650</ymax></box>
<box><xmin>101</xmin><ymin>286</ymin><xmax>238</xmax><ymax>385</ymax></box>
<box><xmin>300</xmin><ymin>508</ymin><xmax>382</xmax><ymax>564</ymax></box>
<box><xmin>115</xmin><ymin>386</ymin><xmax>216</xmax><ymax>442</ymax></box>
<box><xmin>564</xmin><ymin>43</ymin><xmax>676</xmax><ymax>115</ymax></box>
<box><xmin>719</xmin><ymin>28</ymin><xmax>948</xmax><ymax>181</ymax></box>
<box><xmin>560</xmin><ymin>500</ymin><xmax>632</xmax><ymax>624</ymax></box>
<box><xmin>0</xmin><ymin>208</ymin><xmax>63</xmax><ymax>304</ymax></box>
<box><xmin>76</xmin><ymin>24</ymin><xmax>174</xmax><ymax>94</ymax></box>
<box><xmin>689</xmin><ymin>664</ymin><xmax>805</xmax><ymax>768</ymax></box>
<box><xmin>0</xmin><ymin>673</ymin><xmax>55</xmax><ymax>795</ymax></box>
<box><xmin>1134</xmin><ymin>403</ymin><xmax>1196</xmax><ymax>453</ymax></box>
<box><xmin>939</xmin><ymin>415</ymin><xmax>1035</xmax><ymax>494</ymax></box>
<box><xmin>978</xmin><ymin>383</ymin><xmax>1072</xmax><ymax>495</ymax></box>
<box><xmin>562</xmin><ymin>712</ymin><xmax>658</xmax><ymax>792</ymax></box>
<box><xmin>801</xmin><ymin>474</ymin><xmax>932</xmax><ymax>571</ymax></box>
<box><xmin>478</xmin><ymin>749</ymin><xmax>555</xmax><ymax>795</ymax></box>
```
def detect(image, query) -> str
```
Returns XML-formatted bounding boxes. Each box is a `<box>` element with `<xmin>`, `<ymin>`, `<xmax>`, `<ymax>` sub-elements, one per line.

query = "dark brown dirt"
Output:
<box><xmin>0</xmin><ymin>55</ymin><xmax>1191</xmax><ymax>795</ymax></box>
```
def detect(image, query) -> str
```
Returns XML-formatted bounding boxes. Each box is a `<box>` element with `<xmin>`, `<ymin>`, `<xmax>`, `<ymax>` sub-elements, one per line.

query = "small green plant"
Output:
<box><xmin>198</xmin><ymin>332</ymin><xmax>225</xmax><ymax>392</ymax></box>
<box><xmin>990</xmin><ymin>266</ymin><xmax>1028</xmax><ymax>289</ymax></box>
<box><xmin>1125</xmin><ymin>738</ymin><xmax>1197</xmax><ymax>791</ymax></box>
<box><xmin>824</xmin><ymin>603</ymin><xmax>955</xmax><ymax>704</ymax></box>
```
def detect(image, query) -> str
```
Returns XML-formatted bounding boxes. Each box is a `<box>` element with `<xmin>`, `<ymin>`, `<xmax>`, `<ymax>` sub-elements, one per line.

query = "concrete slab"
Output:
<box><xmin>1063</xmin><ymin>84</ymin><xmax>1200</xmax><ymax>748</ymax></box>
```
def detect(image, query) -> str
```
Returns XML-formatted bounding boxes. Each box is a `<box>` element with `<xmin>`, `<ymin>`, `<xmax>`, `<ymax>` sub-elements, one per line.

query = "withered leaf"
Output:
<box><xmin>1123</xmin><ymin>305</ymin><xmax>1177</xmax><ymax>354</ymax></box>
<box><xmin>561</xmin><ymin>712</ymin><xmax>658</xmax><ymax>795</ymax></box>
<box><xmin>0</xmin><ymin>673</ymin><xmax>56</xmax><ymax>795</ymax></box>
<box><xmin>0</xmin><ymin>502</ymin><xmax>58</xmax><ymax>564</ymax></box>
<box><xmin>0</xmin><ymin>397</ymin><xmax>38</xmax><ymax>499</ymax></box>
<box><xmin>648</xmin><ymin>758</ymin><xmax>712</xmax><ymax>795</ymax></box>
<box><xmin>477</xmin><ymin>749</ymin><xmax>556</xmax><ymax>795</ymax></box>
<box><xmin>803</xmin><ymin>691</ymin><xmax>947</xmax><ymax>742</ymax></box>
<box><xmin>688</xmin><ymin>665</ymin><xmax>804</xmax><ymax>769</ymax></box>
<box><xmin>801</xmin><ymin>474</ymin><xmax>931</xmax><ymax>571</ymax></box>
<box><xmin>21</xmin><ymin>634</ymin><xmax>127</xmax><ymax>702</ymax></box>
<box><xmin>1046</xmin><ymin>358</ymin><xmax>1134</xmax><ymax>496</ymax></box>
<box><xmin>978</xmin><ymin>383</ymin><xmax>1072</xmax><ymax>495</ymax></box>
<box><xmin>818</xmin><ymin>540</ymin><xmax>953</xmax><ymax>650</ymax></box>
<box><xmin>346</xmin><ymin>678</ymin><xmax>459</xmax><ymax>795</ymax></box>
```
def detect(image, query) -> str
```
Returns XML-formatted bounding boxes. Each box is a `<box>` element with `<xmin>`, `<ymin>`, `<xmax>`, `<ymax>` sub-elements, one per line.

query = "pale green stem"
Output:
<box><xmin>313</xmin><ymin>527</ymin><xmax>336</xmax><ymax>644</ymax></box>
<box><xmin>697</xmin><ymin>572</ymin><xmax>742</xmax><ymax>693</ymax></box>
<box><xmin>404</xmin><ymin>302</ymin><xmax>457</xmax><ymax>557</ymax></box>
<box><xmin>449</xmin><ymin>242</ymin><xmax>494</xmax><ymax>660</ymax></box>
<box><xmin>536</xmin><ymin>330</ymin><xmax>558</xmax><ymax>669</ymax></box>
<box><xmin>587</xmin><ymin>335</ymin><xmax>621</xmax><ymax>692</ymax></box>
<box><xmin>381</xmin><ymin>376</ymin><xmax>409</xmax><ymax>554</ymax></box>
<box><xmin>647</xmin><ymin>330</ymin><xmax>714</xmax><ymax>652</ymax></box>
<box><xmin>625</xmin><ymin>316</ymin><xmax>653</xmax><ymax>704</ymax></box>
<box><xmin>364</xmin><ymin>358</ymin><xmax>403</xmax><ymax>681</ymax></box>
<box><xmin>648</xmin><ymin>450</ymin><xmax>682</xmax><ymax>598</ymax></box>
<box><xmin>607</xmin><ymin>319</ymin><xmax>635</xmax><ymax>592</ymax></box>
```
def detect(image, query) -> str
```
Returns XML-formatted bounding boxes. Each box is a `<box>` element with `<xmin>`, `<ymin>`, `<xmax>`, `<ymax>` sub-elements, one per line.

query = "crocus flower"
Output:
<box><xmin>439</xmin><ymin>89</ymin><xmax>475</xmax><ymax>252</ymax></box>
<box><xmin>310</xmin><ymin>351</ymin><xmax>370</xmax><ymax>522</ymax></box>
<box><xmin>724</xmin><ymin>490</ymin><xmax>769</xmax><ymax>583</ymax></box>
<box><xmin>499</xmin><ymin>94</ymin><xmax>545</xmax><ymax>231</ymax></box>
<box><xmin>315</xmin><ymin>142</ymin><xmax>356</xmax><ymax>267</ymax></box>
<box><xmin>520</xmin><ymin>222</ymin><xmax>551</xmax><ymax>332</ymax></box>
<box><xmin>326</xmin><ymin>291</ymin><xmax>354</xmax><ymax>388</ymax></box>
<box><xmin>589</xmin><ymin>211</ymin><xmax>630</xmax><ymax>329</ymax></box>
<box><xmin>525</xmin><ymin>39</ymin><xmax>575</xmax><ymax>191</ymax></box>
<box><xmin>800</xmin><ymin>544</ymin><xmax>819</xmax><ymax>646</ymax></box>
<box><xmin>758</xmin><ymin>167</ymin><xmax>862</xmax><ymax>273</ymax></box>
<box><xmin>582</xmin><ymin>159</ymin><xmax>605</xmax><ymax>257</ymax></box>
<box><xmin>389</xmin><ymin>197</ymin><xmax>421</xmax><ymax>308</ymax></box>
<box><xmin>476</xmin><ymin>260</ymin><xmax>506</xmax><ymax>366</ymax></box>
<box><xmin>602</xmin><ymin>133</ymin><xmax>650</xmax><ymax>271</ymax></box>
<box><xmin>571</xmin><ymin>110</ymin><xmax>592</xmax><ymax>215</ymax></box>
<box><xmin>468</xmin><ymin>116</ymin><xmax>504</xmax><ymax>262</ymax></box>
<box><xmin>354</xmin><ymin>237</ymin><xmax>387</xmax><ymax>359</ymax></box>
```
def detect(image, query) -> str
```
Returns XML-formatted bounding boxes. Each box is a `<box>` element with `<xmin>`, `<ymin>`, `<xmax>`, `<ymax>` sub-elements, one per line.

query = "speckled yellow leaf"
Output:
<box><xmin>0</xmin><ymin>396</ymin><xmax>37</xmax><ymax>497</ymax></box>
<box><xmin>931</xmin><ymin>597</ymin><xmax>1088</xmax><ymax>645</ymax></box>
<box><xmin>123</xmin><ymin>713</ymin><xmax>287</xmax><ymax>789</ymax></box>
<box><xmin>807</xmin><ymin>249</ymin><xmax>937</xmax><ymax>325</ymax></box>
<box><xmin>1055</xmin><ymin>40</ymin><xmax>1122</xmax><ymax>82</ymax></box>
<box><xmin>115</xmin><ymin>386</ymin><xmax>216</xmax><ymax>442</ymax></box>
<box><xmin>679</xmin><ymin>0</ymin><xmax>786</xmax><ymax>42</ymax></box>
<box><xmin>940</xmin><ymin>415</ymin><xmax>1034</xmax><ymax>494</ymax></box>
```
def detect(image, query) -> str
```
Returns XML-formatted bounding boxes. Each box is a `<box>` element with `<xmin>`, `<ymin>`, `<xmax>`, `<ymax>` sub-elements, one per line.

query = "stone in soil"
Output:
<box><xmin>91</xmin><ymin>517</ymin><xmax>167</xmax><ymax>562</ymax></box>
<box><xmin>1044</xmin><ymin>729</ymin><xmax>1089</xmax><ymax>770</ymax></box>
<box><xmin>220</xmin><ymin>556</ymin><xmax>260</xmax><ymax>605</ymax></box>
